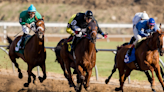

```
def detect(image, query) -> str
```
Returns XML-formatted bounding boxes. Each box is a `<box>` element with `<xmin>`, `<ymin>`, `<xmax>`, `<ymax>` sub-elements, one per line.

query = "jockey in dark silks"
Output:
<box><xmin>66</xmin><ymin>10</ymin><xmax>107</xmax><ymax>52</ymax></box>
<box><xmin>19</xmin><ymin>4</ymin><xmax>42</xmax><ymax>49</ymax></box>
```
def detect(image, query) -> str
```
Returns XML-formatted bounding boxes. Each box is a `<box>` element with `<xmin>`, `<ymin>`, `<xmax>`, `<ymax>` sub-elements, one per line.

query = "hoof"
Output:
<box><xmin>38</xmin><ymin>76</ymin><xmax>43</xmax><ymax>83</ymax></box>
<box><xmin>152</xmin><ymin>89</ymin><xmax>156</xmax><ymax>92</ymax></box>
<box><xmin>85</xmin><ymin>86</ymin><xmax>90</xmax><ymax>91</ymax></box>
<box><xmin>24</xmin><ymin>83</ymin><xmax>29</xmax><ymax>87</ymax></box>
<box><xmin>80</xmin><ymin>75</ymin><xmax>85</xmax><ymax>80</ymax></box>
<box><xmin>69</xmin><ymin>83</ymin><xmax>74</xmax><ymax>87</ymax></box>
<box><xmin>115</xmin><ymin>87</ymin><xmax>122</xmax><ymax>91</ymax></box>
<box><xmin>105</xmin><ymin>79</ymin><xmax>109</xmax><ymax>84</ymax></box>
<box><xmin>18</xmin><ymin>72</ymin><xmax>23</xmax><ymax>79</ymax></box>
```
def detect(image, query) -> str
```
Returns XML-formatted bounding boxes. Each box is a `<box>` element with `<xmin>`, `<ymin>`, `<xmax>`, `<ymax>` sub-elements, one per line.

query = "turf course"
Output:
<box><xmin>0</xmin><ymin>41</ymin><xmax>164</xmax><ymax>82</ymax></box>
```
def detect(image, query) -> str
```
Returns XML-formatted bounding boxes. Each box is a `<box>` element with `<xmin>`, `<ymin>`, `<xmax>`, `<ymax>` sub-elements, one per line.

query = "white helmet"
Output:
<box><xmin>141</xmin><ymin>11</ymin><xmax>149</xmax><ymax>20</ymax></box>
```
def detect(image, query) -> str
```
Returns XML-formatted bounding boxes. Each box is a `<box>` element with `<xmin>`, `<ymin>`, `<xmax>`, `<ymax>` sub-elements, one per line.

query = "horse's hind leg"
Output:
<box><xmin>38</xmin><ymin>63</ymin><xmax>47</xmax><ymax>83</ymax></box>
<box><xmin>10</xmin><ymin>57</ymin><xmax>23</xmax><ymax>79</ymax></box>
<box><xmin>144</xmin><ymin>70</ymin><xmax>152</xmax><ymax>84</ymax></box>
<box><xmin>105</xmin><ymin>65</ymin><xmax>116</xmax><ymax>84</ymax></box>
<box><xmin>115</xmin><ymin>67</ymin><xmax>125</xmax><ymax>92</ymax></box>
<box><xmin>24</xmin><ymin>65</ymin><xmax>35</xmax><ymax>87</ymax></box>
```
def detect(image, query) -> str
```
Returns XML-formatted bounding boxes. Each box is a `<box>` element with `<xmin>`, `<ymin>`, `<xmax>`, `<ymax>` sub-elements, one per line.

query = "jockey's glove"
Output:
<box><xmin>101</xmin><ymin>33</ymin><xmax>108</xmax><ymax>38</ymax></box>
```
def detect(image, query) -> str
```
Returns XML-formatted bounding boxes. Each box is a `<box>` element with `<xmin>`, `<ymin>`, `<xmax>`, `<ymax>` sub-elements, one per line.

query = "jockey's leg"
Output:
<box><xmin>67</xmin><ymin>35</ymin><xmax>75</xmax><ymax>52</ymax></box>
<box><xmin>127</xmin><ymin>26</ymin><xmax>141</xmax><ymax>55</ymax></box>
<box><xmin>20</xmin><ymin>33</ymin><xmax>27</xmax><ymax>49</ymax></box>
<box><xmin>20</xmin><ymin>25</ymin><xmax>29</xmax><ymax>49</ymax></box>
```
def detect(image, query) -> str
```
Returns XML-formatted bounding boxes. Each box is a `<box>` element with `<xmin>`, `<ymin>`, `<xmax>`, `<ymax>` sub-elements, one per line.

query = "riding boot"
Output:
<box><xmin>20</xmin><ymin>33</ymin><xmax>27</xmax><ymax>49</ymax></box>
<box><xmin>127</xmin><ymin>44</ymin><xmax>135</xmax><ymax>56</ymax></box>
<box><xmin>71</xmin><ymin>36</ymin><xmax>75</xmax><ymax>50</ymax></box>
<box><xmin>67</xmin><ymin>36</ymin><xmax>74</xmax><ymax>52</ymax></box>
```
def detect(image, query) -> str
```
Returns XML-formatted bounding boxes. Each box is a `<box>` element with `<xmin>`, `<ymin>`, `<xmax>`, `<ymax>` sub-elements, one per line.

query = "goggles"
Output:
<box><xmin>28</xmin><ymin>12</ymin><xmax>35</xmax><ymax>15</ymax></box>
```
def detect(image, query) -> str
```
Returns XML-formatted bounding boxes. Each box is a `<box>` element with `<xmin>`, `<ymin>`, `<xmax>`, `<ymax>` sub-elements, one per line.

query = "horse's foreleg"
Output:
<box><xmin>39</xmin><ymin>63</ymin><xmax>47</xmax><ymax>83</ymax></box>
<box><xmin>75</xmin><ymin>65</ymin><xmax>85</xmax><ymax>92</ymax></box>
<box><xmin>10</xmin><ymin>57</ymin><xmax>23</xmax><ymax>79</ymax></box>
<box><xmin>144</xmin><ymin>61</ymin><xmax>156</xmax><ymax>91</ymax></box>
<box><xmin>84</xmin><ymin>69</ymin><xmax>92</xmax><ymax>91</ymax></box>
<box><xmin>154</xmin><ymin>64</ymin><xmax>164</xmax><ymax>91</ymax></box>
<box><xmin>160</xmin><ymin>66</ymin><xmax>164</xmax><ymax>79</ymax></box>
<box><xmin>149</xmin><ymin>68</ymin><xmax>155</xmax><ymax>91</ymax></box>
<box><xmin>105</xmin><ymin>65</ymin><xmax>117</xmax><ymax>84</ymax></box>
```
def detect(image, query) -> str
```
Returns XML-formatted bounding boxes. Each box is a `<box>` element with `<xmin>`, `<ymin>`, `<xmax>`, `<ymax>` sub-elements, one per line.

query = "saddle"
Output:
<box><xmin>124</xmin><ymin>37</ymin><xmax>146</xmax><ymax>64</ymax></box>
<box><xmin>15</xmin><ymin>34</ymin><xmax>33</xmax><ymax>54</ymax></box>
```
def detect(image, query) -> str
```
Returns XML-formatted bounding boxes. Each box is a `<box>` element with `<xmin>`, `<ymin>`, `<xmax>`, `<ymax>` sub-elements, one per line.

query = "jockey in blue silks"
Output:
<box><xmin>127</xmin><ymin>18</ymin><xmax>160</xmax><ymax>55</ymax></box>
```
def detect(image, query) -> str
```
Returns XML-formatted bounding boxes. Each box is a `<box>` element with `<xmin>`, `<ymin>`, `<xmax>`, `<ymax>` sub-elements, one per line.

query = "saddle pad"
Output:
<box><xmin>124</xmin><ymin>48</ymin><xmax>136</xmax><ymax>64</ymax></box>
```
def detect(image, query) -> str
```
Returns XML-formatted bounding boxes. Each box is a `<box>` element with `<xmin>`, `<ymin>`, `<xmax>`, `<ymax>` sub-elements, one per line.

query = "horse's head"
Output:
<box><xmin>34</xmin><ymin>16</ymin><xmax>45</xmax><ymax>40</ymax></box>
<box><xmin>151</xmin><ymin>28</ymin><xmax>164</xmax><ymax>56</ymax></box>
<box><xmin>156</xmin><ymin>29</ymin><xmax>164</xmax><ymax>56</ymax></box>
<box><xmin>87</xmin><ymin>21</ymin><xmax>97</xmax><ymax>43</ymax></box>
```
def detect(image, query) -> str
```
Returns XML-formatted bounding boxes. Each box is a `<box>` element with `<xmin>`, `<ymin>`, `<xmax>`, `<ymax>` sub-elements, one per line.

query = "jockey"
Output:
<box><xmin>66</xmin><ymin>10</ymin><xmax>107</xmax><ymax>52</ymax></box>
<box><xmin>127</xmin><ymin>18</ymin><xmax>160</xmax><ymax>55</ymax></box>
<box><xmin>19</xmin><ymin>4</ymin><xmax>42</xmax><ymax>49</ymax></box>
<box><xmin>130</xmin><ymin>11</ymin><xmax>149</xmax><ymax>44</ymax></box>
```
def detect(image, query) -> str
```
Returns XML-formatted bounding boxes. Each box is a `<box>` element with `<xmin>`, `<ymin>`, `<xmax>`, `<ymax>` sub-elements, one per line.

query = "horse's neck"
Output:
<box><xmin>145</xmin><ymin>37</ymin><xmax>158</xmax><ymax>51</ymax></box>
<box><xmin>77</xmin><ymin>38</ymin><xmax>95</xmax><ymax>55</ymax></box>
<box><xmin>32</xmin><ymin>34</ymin><xmax>44</xmax><ymax>51</ymax></box>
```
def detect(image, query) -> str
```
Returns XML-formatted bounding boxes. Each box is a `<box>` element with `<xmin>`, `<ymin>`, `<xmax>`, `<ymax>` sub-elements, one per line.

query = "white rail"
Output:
<box><xmin>0</xmin><ymin>22</ymin><xmax>164</xmax><ymax>28</ymax></box>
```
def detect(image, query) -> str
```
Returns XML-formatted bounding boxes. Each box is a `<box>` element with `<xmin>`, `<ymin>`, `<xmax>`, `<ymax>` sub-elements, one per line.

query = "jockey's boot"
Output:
<box><xmin>127</xmin><ymin>44</ymin><xmax>135</xmax><ymax>56</ymax></box>
<box><xmin>20</xmin><ymin>33</ymin><xmax>26</xmax><ymax>49</ymax></box>
<box><xmin>67</xmin><ymin>36</ymin><xmax>74</xmax><ymax>52</ymax></box>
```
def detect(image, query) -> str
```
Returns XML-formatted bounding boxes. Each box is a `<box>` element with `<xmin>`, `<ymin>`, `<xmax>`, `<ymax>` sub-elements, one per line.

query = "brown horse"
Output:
<box><xmin>105</xmin><ymin>30</ymin><xmax>164</xmax><ymax>92</ymax></box>
<box><xmin>55</xmin><ymin>21</ymin><xmax>97</xmax><ymax>92</ymax></box>
<box><xmin>7</xmin><ymin>16</ymin><xmax>46</xmax><ymax>87</ymax></box>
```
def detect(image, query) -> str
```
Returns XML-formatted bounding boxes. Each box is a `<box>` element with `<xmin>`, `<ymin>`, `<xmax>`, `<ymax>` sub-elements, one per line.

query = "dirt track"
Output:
<box><xmin>0</xmin><ymin>69</ymin><xmax>162</xmax><ymax>92</ymax></box>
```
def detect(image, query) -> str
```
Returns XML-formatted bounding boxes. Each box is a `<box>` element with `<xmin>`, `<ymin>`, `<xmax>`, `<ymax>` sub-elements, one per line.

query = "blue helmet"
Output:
<box><xmin>148</xmin><ymin>18</ymin><xmax>155</xmax><ymax>25</ymax></box>
<box><xmin>28</xmin><ymin>4</ymin><xmax>36</xmax><ymax>12</ymax></box>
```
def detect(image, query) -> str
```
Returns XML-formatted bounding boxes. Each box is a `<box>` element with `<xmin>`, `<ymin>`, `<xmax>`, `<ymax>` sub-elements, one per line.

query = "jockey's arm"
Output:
<box><xmin>19</xmin><ymin>11</ymin><xmax>26</xmax><ymax>25</ymax></box>
<box><xmin>66</xmin><ymin>23</ymin><xmax>75</xmax><ymax>36</ymax></box>
<box><xmin>137</xmin><ymin>27</ymin><xmax>148</xmax><ymax>37</ymax></box>
<box><xmin>35</xmin><ymin>11</ymin><xmax>42</xmax><ymax>19</ymax></box>
<box><xmin>136</xmin><ymin>22</ymin><xmax>149</xmax><ymax>37</ymax></box>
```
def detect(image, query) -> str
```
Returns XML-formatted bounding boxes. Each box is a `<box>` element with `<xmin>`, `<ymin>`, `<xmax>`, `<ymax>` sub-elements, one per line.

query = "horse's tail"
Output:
<box><xmin>6</xmin><ymin>36</ymin><xmax>13</xmax><ymax>49</ymax></box>
<box><xmin>54</xmin><ymin>38</ymin><xmax>66</xmax><ymax>63</ymax></box>
<box><xmin>55</xmin><ymin>46</ymin><xmax>62</xmax><ymax>63</ymax></box>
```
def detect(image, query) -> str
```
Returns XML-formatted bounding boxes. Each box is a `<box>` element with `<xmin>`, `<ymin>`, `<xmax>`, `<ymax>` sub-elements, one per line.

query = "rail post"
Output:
<box><xmin>3</xmin><ymin>25</ymin><xmax>7</xmax><ymax>43</ymax></box>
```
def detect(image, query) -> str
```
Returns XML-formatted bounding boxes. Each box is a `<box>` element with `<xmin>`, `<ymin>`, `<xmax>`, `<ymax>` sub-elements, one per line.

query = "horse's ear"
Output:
<box><xmin>42</xmin><ymin>16</ymin><xmax>44</xmax><ymax>20</ymax></box>
<box><xmin>157</xmin><ymin>29</ymin><xmax>162</xmax><ymax>34</ymax></box>
<box><xmin>159</xmin><ymin>23</ymin><xmax>162</xmax><ymax>29</ymax></box>
<box><xmin>35</xmin><ymin>16</ymin><xmax>38</xmax><ymax>21</ymax></box>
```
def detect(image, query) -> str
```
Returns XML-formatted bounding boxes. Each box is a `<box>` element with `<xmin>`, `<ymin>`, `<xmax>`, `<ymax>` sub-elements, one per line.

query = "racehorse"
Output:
<box><xmin>105</xmin><ymin>30</ymin><xmax>164</xmax><ymax>92</ymax></box>
<box><xmin>55</xmin><ymin>21</ymin><xmax>97</xmax><ymax>92</ymax></box>
<box><xmin>7</xmin><ymin>16</ymin><xmax>46</xmax><ymax>87</ymax></box>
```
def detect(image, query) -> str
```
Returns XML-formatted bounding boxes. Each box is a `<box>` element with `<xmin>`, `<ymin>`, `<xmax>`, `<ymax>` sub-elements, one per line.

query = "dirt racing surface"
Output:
<box><xmin>0</xmin><ymin>69</ymin><xmax>162</xmax><ymax>92</ymax></box>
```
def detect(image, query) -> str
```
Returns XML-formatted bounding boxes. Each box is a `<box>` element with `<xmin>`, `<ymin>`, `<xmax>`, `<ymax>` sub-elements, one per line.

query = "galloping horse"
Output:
<box><xmin>55</xmin><ymin>21</ymin><xmax>97</xmax><ymax>92</ymax></box>
<box><xmin>105</xmin><ymin>30</ymin><xmax>164</xmax><ymax>92</ymax></box>
<box><xmin>7</xmin><ymin>16</ymin><xmax>46</xmax><ymax>87</ymax></box>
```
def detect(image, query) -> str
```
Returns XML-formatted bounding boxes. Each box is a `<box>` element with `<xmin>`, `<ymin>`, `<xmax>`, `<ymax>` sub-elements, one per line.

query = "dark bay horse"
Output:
<box><xmin>55</xmin><ymin>21</ymin><xmax>97</xmax><ymax>92</ymax></box>
<box><xmin>105</xmin><ymin>30</ymin><xmax>164</xmax><ymax>92</ymax></box>
<box><xmin>7</xmin><ymin>16</ymin><xmax>46</xmax><ymax>87</ymax></box>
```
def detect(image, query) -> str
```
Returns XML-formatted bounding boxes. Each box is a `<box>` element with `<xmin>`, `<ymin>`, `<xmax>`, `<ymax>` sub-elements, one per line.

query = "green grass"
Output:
<box><xmin>0</xmin><ymin>41</ymin><xmax>164</xmax><ymax>82</ymax></box>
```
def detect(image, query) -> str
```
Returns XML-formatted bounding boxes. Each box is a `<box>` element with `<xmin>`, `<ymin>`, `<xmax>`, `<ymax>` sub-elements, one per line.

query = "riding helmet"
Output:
<box><xmin>85</xmin><ymin>10</ymin><xmax>93</xmax><ymax>19</ymax></box>
<box><xmin>28</xmin><ymin>4</ymin><xmax>36</xmax><ymax>12</ymax></box>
